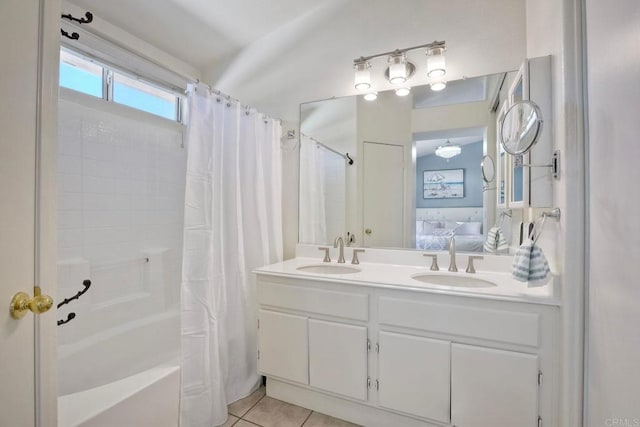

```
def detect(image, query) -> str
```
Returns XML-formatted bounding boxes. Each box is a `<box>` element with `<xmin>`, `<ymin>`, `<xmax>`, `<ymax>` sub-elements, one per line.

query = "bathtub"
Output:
<box><xmin>58</xmin><ymin>365</ymin><xmax>180</xmax><ymax>427</ymax></box>
<box><xmin>57</xmin><ymin>308</ymin><xmax>181</xmax><ymax>426</ymax></box>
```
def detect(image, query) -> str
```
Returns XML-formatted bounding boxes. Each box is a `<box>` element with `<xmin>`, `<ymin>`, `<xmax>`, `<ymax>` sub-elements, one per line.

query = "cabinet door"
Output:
<box><xmin>377</xmin><ymin>332</ymin><xmax>450</xmax><ymax>423</ymax></box>
<box><xmin>451</xmin><ymin>343</ymin><xmax>538</xmax><ymax>427</ymax></box>
<box><xmin>258</xmin><ymin>309</ymin><xmax>308</xmax><ymax>384</ymax></box>
<box><xmin>309</xmin><ymin>319</ymin><xmax>368</xmax><ymax>400</ymax></box>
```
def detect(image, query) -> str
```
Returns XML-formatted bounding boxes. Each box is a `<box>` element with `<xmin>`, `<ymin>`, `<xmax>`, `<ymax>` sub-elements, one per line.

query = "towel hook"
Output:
<box><xmin>531</xmin><ymin>208</ymin><xmax>561</xmax><ymax>243</ymax></box>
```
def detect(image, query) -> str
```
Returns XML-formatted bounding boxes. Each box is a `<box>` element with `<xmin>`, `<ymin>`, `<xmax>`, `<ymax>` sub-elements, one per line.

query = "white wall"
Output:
<box><xmin>585</xmin><ymin>0</ymin><xmax>640</xmax><ymax>425</ymax></box>
<box><xmin>56</xmin><ymin>90</ymin><xmax>186</xmax><ymax>392</ymax></box>
<box><xmin>525</xmin><ymin>0</ymin><xmax>585</xmax><ymax>425</ymax></box>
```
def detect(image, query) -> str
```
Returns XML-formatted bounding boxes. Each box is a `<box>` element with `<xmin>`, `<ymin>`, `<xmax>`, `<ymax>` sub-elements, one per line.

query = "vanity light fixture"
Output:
<box><xmin>426</xmin><ymin>46</ymin><xmax>446</xmax><ymax>78</ymax></box>
<box><xmin>395</xmin><ymin>87</ymin><xmax>411</xmax><ymax>97</ymax></box>
<box><xmin>387</xmin><ymin>52</ymin><xmax>412</xmax><ymax>84</ymax></box>
<box><xmin>353</xmin><ymin>40</ymin><xmax>446</xmax><ymax>98</ymax></box>
<box><xmin>435</xmin><ymin>140</ymin><xmax>462</xmax><ymax>159</ymax></box>
<box><xmin>354</xmin><ymin>60</ymin><xmax>372</xmax><ymax>90</ymax></box>
<box><xmin>363</xmin><ymin>92</ymin><xmax>378</xmax><ymax>101</ymax></box>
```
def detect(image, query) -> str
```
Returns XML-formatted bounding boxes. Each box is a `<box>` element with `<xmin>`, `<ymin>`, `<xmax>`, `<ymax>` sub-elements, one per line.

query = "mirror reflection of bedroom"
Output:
<box><xmin>415</xmin><ymin>132</ymin><xmax>484</xmax><ymax>252</ymax></box>
<box><xmin>412</xmin><ymin>74</ymin><xmax>506</xmax><ymax>252</ymax></box>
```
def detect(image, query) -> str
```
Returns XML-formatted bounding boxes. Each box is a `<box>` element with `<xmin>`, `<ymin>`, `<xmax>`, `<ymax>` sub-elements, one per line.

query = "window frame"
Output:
<box><xmin>59</xmin><ymin>47</ymin><xmax>184</xmax><ymax>123</ymax></box>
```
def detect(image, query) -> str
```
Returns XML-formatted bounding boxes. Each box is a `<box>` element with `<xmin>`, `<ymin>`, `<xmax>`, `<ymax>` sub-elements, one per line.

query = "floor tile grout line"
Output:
<box><xmin>239</xmin><ymin>392</ymin><xmax>267</xmax><ymax>419</ymax></box>
<box><xmin>300</xmin><ymin>410</ymin><xmax>314</xmax><ymax>427</ymax></box>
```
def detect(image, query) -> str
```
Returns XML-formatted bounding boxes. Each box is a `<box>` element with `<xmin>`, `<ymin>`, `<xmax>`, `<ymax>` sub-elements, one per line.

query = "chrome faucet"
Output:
<box><xmin>448</xmin><ymin>236</ymin><xmax>458</xmax><ymax>272</ymax></box>
<box><xmin>334</xmin><ymin>237</ymin><xmax>346</xmax><ymax>263</ymax></box>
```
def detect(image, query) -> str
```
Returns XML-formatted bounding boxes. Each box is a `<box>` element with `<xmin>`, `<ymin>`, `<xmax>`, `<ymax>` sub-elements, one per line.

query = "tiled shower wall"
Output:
<box><xmin>57</xmin><ymin>91</ymin><xmax>186</xmax><ymax>342</ymax></box>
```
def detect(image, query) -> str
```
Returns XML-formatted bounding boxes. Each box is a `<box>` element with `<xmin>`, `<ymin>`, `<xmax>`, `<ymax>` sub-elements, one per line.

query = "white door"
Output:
<box><xmin>451</xmin><ymin>343</ymin><xmax>539</xmax><ymax>427</ymax></box>
<box><xmin>258</xmin><ymin>309</ymin><xmax>309</xmax><ymax>384</ymax></box>
<box><xmin>309</xmin><ymin>319</ymin><xmax>368</xmax><ymax>400</ymax></box>
<box><xmin>362</xmin><ymin>142</ymin><xmax>404</xmax><ymax>247</ymax></box>
<box><xmin>377</xmin><ymin>331</ymin><xmax>450</xmax><ymax>423</ymax></box>
<box><xmin>1</xmin><ymin>1</ymin><xmax>59</xmax><ymax>425</ymax></box>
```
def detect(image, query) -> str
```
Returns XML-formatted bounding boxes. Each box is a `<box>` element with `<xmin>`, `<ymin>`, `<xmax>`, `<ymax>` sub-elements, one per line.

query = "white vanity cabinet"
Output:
<box><xmin>377</xmin><ymin>331</ymin><xmax>451</xmax><ymax>423</ymax></box>
<box><xmin>451</xmin><ymin>344</ymin><xmax>539</xmax><ymax>427</ymax></box>
<box><xmin>309</xmin><ymin>319</ymin><xmax>368</xmax><ymax>400</ymax></box>
<box><xmin>258</xmin><ymin>309</ymin><xmax>309</xmax><ymax>385</ymax></box>
<box><xmin>256</xmin><ymin>274</ymin><xmax>558</xmax><ymax>427</ymax></box>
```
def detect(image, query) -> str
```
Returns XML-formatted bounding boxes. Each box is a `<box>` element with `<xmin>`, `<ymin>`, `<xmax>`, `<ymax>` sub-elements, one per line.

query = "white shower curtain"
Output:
<box><xmin>299</xmin><ymin>135</ymin><xmax>327</xmax><ymax>244</ymax></box>
<box><xmin>180</xmin><ymin>86</ymin><xmax>283</xmax><ymax>427</ymax></box>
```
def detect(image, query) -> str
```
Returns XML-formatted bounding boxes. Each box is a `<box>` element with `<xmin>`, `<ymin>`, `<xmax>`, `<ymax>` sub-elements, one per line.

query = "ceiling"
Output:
<box><xmin>69</xmin><ymin>0</ymin><xmax>326</xmax><ymax>69</ymax></box>
<box><xmin>67</xmin><ymin>0</ymin><xmax>527</xmax><ymax>121</ymax></box>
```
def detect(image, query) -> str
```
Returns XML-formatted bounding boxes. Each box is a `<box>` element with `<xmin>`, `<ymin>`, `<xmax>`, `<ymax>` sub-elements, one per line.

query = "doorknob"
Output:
<box><xmin>10</xmin><ymin>286</ymin><xmax>53</xmax><ymax>319</ymax></box>
<box><xmin>365</xmin><ymin>228</ymin><xmax>372</xmax><ymax>235</ymax></box>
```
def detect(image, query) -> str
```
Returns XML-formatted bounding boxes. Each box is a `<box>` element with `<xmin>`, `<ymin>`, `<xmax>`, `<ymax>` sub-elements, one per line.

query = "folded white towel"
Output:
<box><xmin>484</xmin><ymin>226</ymin><xmax>508</xmax><ymax>254</ymax></box>
<box><xmin>512</xmin><ymin>238</ymin><xmax>551</xmax><ymax>286</ymax></box>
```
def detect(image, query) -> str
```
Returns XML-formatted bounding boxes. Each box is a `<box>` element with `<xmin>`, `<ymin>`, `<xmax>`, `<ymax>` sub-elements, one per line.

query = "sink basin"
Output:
<box><xmin>411</xmin><ymin>274</ymin><xmax>497</xmax><ymax>288</ymax></box>
<box><xmin>296</xmin><ymin>264</ymin><xmax>361</xmax><ymax>275</ymax></box>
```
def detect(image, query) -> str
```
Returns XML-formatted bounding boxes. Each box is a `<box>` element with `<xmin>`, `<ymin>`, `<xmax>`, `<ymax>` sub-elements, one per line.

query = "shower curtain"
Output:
<box><xmin>180</xmin><ymin>86</ymin><xmax>283</xmax><ymax>427</ymax></box>
<box><xmin>299</xmin><ymin>135</ymin><xmax>328</xmax><ymax>243</ymax></box>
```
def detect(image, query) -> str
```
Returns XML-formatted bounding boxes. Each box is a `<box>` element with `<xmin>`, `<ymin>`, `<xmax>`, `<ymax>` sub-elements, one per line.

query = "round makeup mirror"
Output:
<box><xmin>499</xmin><ymin>100</ymin><xmax>543</xmax><ymax>155</ymax></box>
<box><xmin>481</xmin><ymin>155</ymin><xmax>495</xmax><ymax>183</ymax></box>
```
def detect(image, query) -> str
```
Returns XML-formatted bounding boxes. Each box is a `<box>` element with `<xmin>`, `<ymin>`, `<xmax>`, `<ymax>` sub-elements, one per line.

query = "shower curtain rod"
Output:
<box><xmin>301</xmin><ymin>133</ymin><xmax>354</xmax><ymax>165</ymax></box>
<box><xmin>190</xmin><ymin>81</ymin><xmax>283</xmax><ymax>124</ymax></box>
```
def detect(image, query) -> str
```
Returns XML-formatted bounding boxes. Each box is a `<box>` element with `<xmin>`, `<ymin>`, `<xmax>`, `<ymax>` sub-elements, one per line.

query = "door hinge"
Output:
<box><xmin>367</xmin><ymin>377</ymin><xmax>372</xmax><ymax>389</ymax></box>
<box><xmin>538</xmin><ymin>370</ymin><xmax>543</xmax><ymax>386</ymax></box>
<box><xmin>257</xmin><ymin>319</ymin><xmax>260</xmax><ymax>329</ymax></box>
<box><xmin>538</xmin><ymin>415</ymin><xmax>543</xmax><ymax>427</ymax></box>
<box><xmin>257</xmin><ymin>350</ymin><xmax>260</xmax><ymax>360</ymax></box>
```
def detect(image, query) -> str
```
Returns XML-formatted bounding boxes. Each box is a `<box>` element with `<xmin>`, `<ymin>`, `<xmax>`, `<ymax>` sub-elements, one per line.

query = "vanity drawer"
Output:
<box><xmin>378</xmin><ymin>297</ymin><xmax>540</xmax><ymax>347</ymax></box>
<box><xmin>258</xmin><ymin>280</ymin><xmax>369</xmax><ymax>321</ymax></box>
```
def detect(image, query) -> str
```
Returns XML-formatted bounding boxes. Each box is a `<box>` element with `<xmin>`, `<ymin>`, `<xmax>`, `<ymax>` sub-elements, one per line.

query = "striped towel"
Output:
<box><xmin>512</xmin><ymin>239</ymin><xmax>551</xmax><ymax>286</ymax></box>
<box><xmin>484</xmin><ymin>226</ymin><xmax>509</xmax><ymax>254</ymax></box>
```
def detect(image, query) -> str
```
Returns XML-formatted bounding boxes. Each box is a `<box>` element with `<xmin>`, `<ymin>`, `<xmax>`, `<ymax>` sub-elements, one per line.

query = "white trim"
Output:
<box><xmin>59</xmin><ymin>87</ymin><xmax>184</xmax><ymax>134</ymax></box>
<box><xmin>37</xmin><ymin>0</ymin><xmax>62</xmax><ymax>426</ymax></box>
<box><xmin>558</xmin><ymin>0</ymin><xmax>587</xmax><ymax>425</ymax></box>
<box><xmin>60</xmin><ymin>0</ymin><xmax>200</xmax><ymax>91</ymax></box>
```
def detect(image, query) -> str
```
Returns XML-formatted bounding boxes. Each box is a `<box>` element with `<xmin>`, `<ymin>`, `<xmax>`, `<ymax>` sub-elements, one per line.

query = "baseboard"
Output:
<box><xmin>266</xmin><ymin>378</ymin><xmax>443</xmax><ymax>427</ymax></box>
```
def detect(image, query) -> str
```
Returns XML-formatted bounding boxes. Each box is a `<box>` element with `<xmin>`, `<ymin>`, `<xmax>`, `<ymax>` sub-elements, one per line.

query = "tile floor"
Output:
<box><xmin>223</xmin><ymin>386</ymin><xmax>360</xmax><ymax>427</ymax></box>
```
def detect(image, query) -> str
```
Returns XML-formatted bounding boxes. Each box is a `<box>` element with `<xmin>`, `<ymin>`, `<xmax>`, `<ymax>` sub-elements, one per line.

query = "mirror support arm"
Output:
<box><xmin>514</xmin><ymin>150</ymin><xmax>560</xmax><ymax>180</ymax></box>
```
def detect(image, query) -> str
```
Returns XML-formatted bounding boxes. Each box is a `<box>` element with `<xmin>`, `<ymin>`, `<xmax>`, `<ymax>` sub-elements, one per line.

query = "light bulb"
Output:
<box><xmin>430</xmin><ymin>81</ymin><xmax>447</xmax><ymax>91</ymax></box>
<box><xmin>364</xmin><ymin>92</ymin><xmax>378</xmax><ymax>101</ymax></box>
<box><xmin>395</xmin><ymin>87</ymin><xmax>411</xmax><ymax>97</ymax></box>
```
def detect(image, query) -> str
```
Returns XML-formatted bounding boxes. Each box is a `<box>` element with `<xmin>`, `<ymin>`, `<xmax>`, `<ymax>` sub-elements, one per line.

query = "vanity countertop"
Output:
<box><xmin>254</xmin><ymin>257</ymin><xmax>560</xmax><ymax>307</ymax></box>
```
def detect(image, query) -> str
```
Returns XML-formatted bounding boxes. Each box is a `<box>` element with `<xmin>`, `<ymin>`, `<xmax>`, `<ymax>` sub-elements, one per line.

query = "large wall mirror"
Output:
<box><xmin>299</xmin><ymin>70</ymin><xmax>520</xmax><ymax>254</ymax></box>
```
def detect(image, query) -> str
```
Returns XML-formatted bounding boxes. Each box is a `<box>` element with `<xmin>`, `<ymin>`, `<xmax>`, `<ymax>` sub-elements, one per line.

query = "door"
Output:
<box><xmin>258</xmin><ymin>309</ymin><xmax>309</xmax><ymax>384</ymax></box>
<box><xmin>451</xmin><ymin>343</ymin><xmax>539</xmax><ymax>427</ymax></box>
<box><xmin>362</xmin><ymin>141</ymin><xmax>404</xmax><ymax>247</ymax></box>
<box><xmin>1</xmin><ymin>1</ymin><xmax>59</xmax><ymax>425</ymax></box>
<box><xmin>377</xmin><ymin>331</ymin><xmax>450</xmax><ymax>423</ymax></box>
<box><xmin>309</xmin><ymin>319</ymin><xmax>368</xmax><ymax>400</ymax></box>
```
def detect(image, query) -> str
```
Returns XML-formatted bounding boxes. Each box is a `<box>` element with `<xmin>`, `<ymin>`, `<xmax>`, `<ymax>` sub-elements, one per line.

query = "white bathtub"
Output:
<box><xmin>57</xmin><ymin>308</ymin><xmax>181</xmax><ymax>426</ymax></box>
<box><xmin>58</xmin><ymin>365</ymin><xmax>180</xmax><ymax>427</ymax></box>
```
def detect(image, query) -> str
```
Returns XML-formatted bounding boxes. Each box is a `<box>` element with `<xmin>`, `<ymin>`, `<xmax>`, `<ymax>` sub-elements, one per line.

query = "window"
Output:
<box><xmin>59</xmin><ymin>48</ymin><xmax>182</xmax><ymax>122</ymax></box>
<box><xmin>59</xmin><ymin>50</ymin><xmax>103</xmax><ymax>98</ymax></box>
<box><xmin>112</xmin><ymin>72</ymin><xmax>178</xmax><ymax>121</ymax></box>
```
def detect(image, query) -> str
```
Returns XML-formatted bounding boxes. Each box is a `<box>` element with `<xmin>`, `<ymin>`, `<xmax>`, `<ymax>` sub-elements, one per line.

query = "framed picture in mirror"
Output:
<box><xmin>423</xmin><ymin>169</ymin><xmax>464</xmax><ymax>199</ymax></box>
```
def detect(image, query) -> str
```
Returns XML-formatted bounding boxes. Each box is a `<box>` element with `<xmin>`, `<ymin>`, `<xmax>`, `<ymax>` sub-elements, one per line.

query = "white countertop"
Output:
<box><xmin>254</xmin><ymin>257</ymin><xmax>560</xmax><ymax>306</ymax></box>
